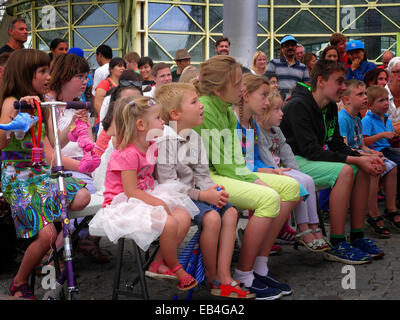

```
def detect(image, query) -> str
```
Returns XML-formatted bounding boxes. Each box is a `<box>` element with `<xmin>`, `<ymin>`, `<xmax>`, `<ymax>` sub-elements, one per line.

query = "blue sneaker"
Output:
<box><xmin>254</xmin><ymin>272</ymin><xmax>293</xmax><ymax>296</ymax></box>
<box><xmin>323</xmin><ymin>241</ymin><xmax>372</xmax><ymax>265</ymax></box>
<box><xmin>352</xmin><ymin>238</ymin><xmax>384</xmax><ymax>259</ymax></box>
<box><xmin>246</xmin><ymin>277</ymin><xmax>282</xmax><ymax>300</ymax></box>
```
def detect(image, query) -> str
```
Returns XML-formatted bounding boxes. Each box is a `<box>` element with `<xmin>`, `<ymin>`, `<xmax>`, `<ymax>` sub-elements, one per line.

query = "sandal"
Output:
<box><xmin>311</xmin><ymin>228</ymin><xmax>330</xmax><ymax>249</ymax></box>
<box><xmin>295</xmin><ymin>229</ymin><xmax>329</xmax><ymax>253</ymax></box>
<box><xmin>383</xmin><ymin>210</ymin><xmax>400</xmax><ymax>232</ymax></box>
<box><xmin>366</xmin><ymin>215</ymin><xmax>391</xmax><ymax>238</ymax></box>
<box><xmin>75</xmin><ymin>237</ymin><xmax>110</xmax><ymax>263</ymax></box>
<box><xmin>172</xmin><ymin>265</ymin><xmax>198</xmax><ymax>291</ymax></box>
<box><xmin>145</xmin><ymin>260</ymin><xmax>178</xmax><ymax>282</ymax></box>
<box><xmin>210</xmin><ymin>280</ymin><xmax>256</xmax><ymax>299</ymax></box>
<box><xmin>9</xmin><ymin>279</ymin><xmax>36</xmax><ymax>300</ymax></box>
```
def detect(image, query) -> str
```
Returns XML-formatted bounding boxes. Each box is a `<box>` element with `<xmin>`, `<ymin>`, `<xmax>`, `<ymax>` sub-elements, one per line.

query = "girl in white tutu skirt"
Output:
<box><xmin>89</xmin><ymin>95</ymin><xmax>199</xmax><ymax>291</ymax></box>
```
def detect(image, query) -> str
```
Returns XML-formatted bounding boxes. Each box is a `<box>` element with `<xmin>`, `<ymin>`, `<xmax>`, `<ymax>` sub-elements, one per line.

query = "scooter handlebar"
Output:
<box><xmin>13</xmin><ymin>100</ymin><xmax>91</xmax><ymax>110</ymax></box>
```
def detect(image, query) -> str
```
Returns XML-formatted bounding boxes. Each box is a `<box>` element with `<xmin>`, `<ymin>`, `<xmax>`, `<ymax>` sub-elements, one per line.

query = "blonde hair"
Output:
<box><xmin>113</xmin><ymin>95</ymin><xmax>155</xmax><ymax>150</ymax></box>
<box><xmin>367</xmin><ymin>84</ymin><xmax>388</xmax><ymax>106</ymax></box>
<box><xmin>238</xmin><ymin>73</ymin><xmax>270</xmax><ymax>124</ymax></box>
<box><xmin>155</xmin><ymin>82</ymin><xmax>196</xmax><ymax>124</ymax></box>
<box><xmin>262</xmin><ymin>91</ymin><xmax>283</xmax><ymax>123</ymax></box>
<box><xmin>251</xmin><ymin>51</ymin><xmax>267</xmax><ymax>74</ymax></box>
<box><xmin>192</xmin><ymin>55</ymin><xmax>242</xmax><ymax>97</ymax></box>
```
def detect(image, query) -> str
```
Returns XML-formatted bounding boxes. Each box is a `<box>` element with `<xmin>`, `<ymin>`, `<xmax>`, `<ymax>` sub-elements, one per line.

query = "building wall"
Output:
<box><xmin>6</xmin><ymin>0</ymin><xmax>400</xmax><ymax>69</ymax></box>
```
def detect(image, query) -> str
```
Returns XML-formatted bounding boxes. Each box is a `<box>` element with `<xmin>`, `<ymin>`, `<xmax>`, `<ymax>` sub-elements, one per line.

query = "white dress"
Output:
<box><xmin>88</xmin><ymin>142</ymin><xmax>199</xmax><ymax>251</ymax></box>
<box><xmin>89</xmin><ymin>180</ymin><xmax>199</xmax><ymax>251</ymax></box>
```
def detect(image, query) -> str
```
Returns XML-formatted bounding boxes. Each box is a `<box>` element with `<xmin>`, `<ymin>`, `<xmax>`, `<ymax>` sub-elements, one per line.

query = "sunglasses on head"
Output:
<box><xmin>119</xmin><ymin>80</ymin><xmax>143</xmax><ymax>90</ymax></box>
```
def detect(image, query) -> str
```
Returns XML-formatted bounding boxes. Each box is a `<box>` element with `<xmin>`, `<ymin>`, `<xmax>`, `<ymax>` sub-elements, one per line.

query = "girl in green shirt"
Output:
<box><xmin>193</xmin><ymin>55</ymin><xmax>300</xmax><ymax>300</ymax></box>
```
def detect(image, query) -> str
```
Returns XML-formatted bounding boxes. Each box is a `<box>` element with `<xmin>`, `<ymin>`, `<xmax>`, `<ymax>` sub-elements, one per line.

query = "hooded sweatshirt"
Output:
<box><xmin>280</xmin><ymin>83</ymin><xmax>360</xmax><ymax>163</ymax></box>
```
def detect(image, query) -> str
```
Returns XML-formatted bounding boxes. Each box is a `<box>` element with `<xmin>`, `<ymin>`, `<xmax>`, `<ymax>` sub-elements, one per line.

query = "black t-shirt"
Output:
<box><xmin>0</xmin><ymin>44</ymin><xmax>14</xmax><ymax>55</ymax></box>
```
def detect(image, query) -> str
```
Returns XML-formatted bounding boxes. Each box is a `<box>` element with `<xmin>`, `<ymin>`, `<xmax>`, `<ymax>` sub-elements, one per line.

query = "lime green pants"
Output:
<box><xmin>209</xmin><ymin>170</ymin><xmax>300</xmax><ymax>218</ymax></box>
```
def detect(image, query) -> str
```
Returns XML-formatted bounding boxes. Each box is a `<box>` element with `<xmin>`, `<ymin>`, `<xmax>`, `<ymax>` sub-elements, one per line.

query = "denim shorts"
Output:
<box><xmin>192</xmin><ymin>200</ymin><xmax>233</xmax><ymax>229</ymax></box>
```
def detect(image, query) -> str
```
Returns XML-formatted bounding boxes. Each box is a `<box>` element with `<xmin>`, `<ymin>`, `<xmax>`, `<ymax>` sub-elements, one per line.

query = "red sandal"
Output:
<box><xmin>9</xmin><ymin>279</ymin><xmax>36</xmax><ymax>300</ymax></box>
<box><xmin>172</xmin><ymin>265</ymin><xmax>198</xmax><ymax>291</ymax></box>
<box><xmin>210</xmin><ymin>280</ymin><xmax>256</xmax><ymax>299</ymax></box>
<box><xmin>145</xmin><ymin>260</ymin><xmax>177</xmax><ymax>282</ymax></box>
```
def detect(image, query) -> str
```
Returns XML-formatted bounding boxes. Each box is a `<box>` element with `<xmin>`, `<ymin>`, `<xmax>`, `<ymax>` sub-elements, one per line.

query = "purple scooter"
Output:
<box><xmin>13</xmin><ymin>100</ymin><xmax>91</xmax><ymax>300</ymax></box>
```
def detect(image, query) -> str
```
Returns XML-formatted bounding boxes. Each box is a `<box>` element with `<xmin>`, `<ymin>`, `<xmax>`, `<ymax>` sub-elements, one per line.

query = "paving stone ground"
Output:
<box><xmin>1</xmin><ymin>210</ymin><xmax>400</xmax><ymax>301</ymax></box>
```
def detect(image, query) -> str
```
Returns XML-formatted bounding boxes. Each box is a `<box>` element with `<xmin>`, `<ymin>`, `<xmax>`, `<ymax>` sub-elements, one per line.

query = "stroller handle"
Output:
<box><xmin>14</xmin><ymin>100</ymin><xmax>91</xmax><ymax>110</ymax></box>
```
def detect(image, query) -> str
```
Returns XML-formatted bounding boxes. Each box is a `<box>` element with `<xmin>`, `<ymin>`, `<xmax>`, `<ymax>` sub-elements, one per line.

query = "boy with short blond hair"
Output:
<box><xmin>362</xmin><ymin>85</ymin><xmax>400</xmax><ymax>231</ymax></box>
<box><xmin>339</xmin><ymin>80</ymin><xmax>397</xmax><ymax>239</ymax></box>
<box><xmin>154</xmin><ymin>83</ymin><xmax>255</xmax><ymax>299</ymax></box>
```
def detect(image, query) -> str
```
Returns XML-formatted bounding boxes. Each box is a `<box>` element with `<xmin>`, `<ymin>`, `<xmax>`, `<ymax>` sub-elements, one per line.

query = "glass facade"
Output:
<box><xmin>6</xmin><ymin>0</ymin><xmax>400</xmax><ymax>68</ymax></box>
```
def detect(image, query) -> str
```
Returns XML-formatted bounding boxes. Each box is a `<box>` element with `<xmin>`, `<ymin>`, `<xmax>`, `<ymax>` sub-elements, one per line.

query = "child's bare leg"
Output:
<box><xmin>155</xmin><ymin>208</ymin><xmax>191</xmax><ymax>274</ymax></box>
<box><xmin>383</xmin><ymin>167</ymin><xmax>400</xmax><ymax>222</ymax></box>
<box><xmin>258</xmin><ymin>199</ymin><xmax>299</xmax><ymax>256</ymax></box>
<box><xmin>13</xmin><ymin>224</ymin><xmax>57</xmax><ymax>295</ymax></box>
<box><xmin>350</xmin><ymin>168</ymin><xmax>370</xmax><ymax>229</ymax></box>
<box><xmin>171</xmin><ymin>208</ymin><xmax>191</xmax><ymax>246</ymax></box>
<box><xmin>237</xmin><ymin>216</ymin><xmax>272</xmax><ymax>272</ymax></box>
<box><xmin>329</xmin><ymin>165</ymin><xmax>354</xmax><ymax>235</ymax></box>
<box><xmin>158</xmin><ymin>215</ymin><xmax>179</xmax><ymax>271</ymax></box>
<box><xmin>68</xmin><ymin>188</ymin><xmax>91</xmax><ymax>212</ymax></box>
<box><xmin>216</xmin><ymin>207</ymin><xmax>238</xmax><ymax>284</ymax></box>
<box><xmin>200</xmin><ymin>210</ymin><xmax>221</xmax><ymax>282</ymax></box>
<box><xmin>368</xmin><ymin>175</ymin><xmax>381</xmax><ymax>219</ymax></box>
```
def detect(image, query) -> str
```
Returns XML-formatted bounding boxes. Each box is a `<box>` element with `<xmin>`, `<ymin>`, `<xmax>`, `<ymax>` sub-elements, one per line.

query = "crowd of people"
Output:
<box><xmin>1</xmin><ymin>17</ymin><xmax>400</xmax><ymax>300</ymax></box>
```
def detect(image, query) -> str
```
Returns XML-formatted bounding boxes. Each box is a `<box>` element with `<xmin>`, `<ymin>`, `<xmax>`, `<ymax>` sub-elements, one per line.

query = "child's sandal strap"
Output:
<box><xmin>171</xmin><ymin>264</ymin><xmax>183</xmax><ymax>274</ymax></box>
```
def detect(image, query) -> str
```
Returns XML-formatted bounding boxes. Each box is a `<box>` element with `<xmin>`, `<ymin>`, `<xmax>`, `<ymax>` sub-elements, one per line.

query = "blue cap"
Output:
<box><xmin>346</xmin><ymin>40</ymin><xmax>364</xmax><ymax>52</ymax></box>
<box><xmin>68</xmin><ymin>47</ymin><xmax>84</xmax><ymax>57</ymax></box>
<box><xmin>280</xmin><ymin>35</ymin><xmax>298</xmax><ymax>46</ymax></box>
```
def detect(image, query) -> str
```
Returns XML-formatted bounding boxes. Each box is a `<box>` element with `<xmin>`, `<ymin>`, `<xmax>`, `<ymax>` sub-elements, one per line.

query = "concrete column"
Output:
<box><xmin>223</xmin><ymin>0</ymin><xmax>257</xmax><ymax>68</ymax></box>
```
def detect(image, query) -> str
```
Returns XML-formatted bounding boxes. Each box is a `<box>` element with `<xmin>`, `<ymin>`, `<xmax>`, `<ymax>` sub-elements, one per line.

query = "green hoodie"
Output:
<box><xmin>193</xmin><ymin>95</ymin><xmax>258</xmax><ymax>183</ymax></box>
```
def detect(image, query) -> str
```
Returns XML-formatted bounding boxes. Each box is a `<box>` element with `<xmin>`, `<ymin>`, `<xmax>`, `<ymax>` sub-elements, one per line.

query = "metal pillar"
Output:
<box><xmin>223</xmin><ymin>0</ymin><xmax>257</xmax><ymax>68</ymax></box>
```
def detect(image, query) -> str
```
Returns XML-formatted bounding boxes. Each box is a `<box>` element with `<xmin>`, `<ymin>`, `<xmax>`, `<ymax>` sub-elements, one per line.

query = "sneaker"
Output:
<box><xmin>254</xmin><ymin>272</ymin><xmax>292</xmax><ymax>296</ymax></box>
<box><xmin>270</xmin><ymin>244</ymin><xmax>282</xmax><ymax>255</ymax></box>
<box><xmin>323</xmin><ymin>241</ymin><xmax>372</xmax><ymax>265</ymax></box>
<box><xmin>246</xmin><ymin>277</ymin><xmax>282</xmax><ymax>300</ymax></box>
<box><xmin>351</xmin><ymin>238</ymin><xmax>384</xmax><ymax>259</ymax></box>
<box><xmin>276</xmin><ymin>222</ymin><xmax>296</xmax><ymax>244</ymax></box>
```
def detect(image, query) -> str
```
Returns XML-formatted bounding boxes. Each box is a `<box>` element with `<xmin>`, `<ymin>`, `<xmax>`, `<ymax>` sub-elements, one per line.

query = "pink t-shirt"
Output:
<box><xmin>103</xmin><ymin>142</ymin><xmax>158</xmax><ymax>206</ymax></box>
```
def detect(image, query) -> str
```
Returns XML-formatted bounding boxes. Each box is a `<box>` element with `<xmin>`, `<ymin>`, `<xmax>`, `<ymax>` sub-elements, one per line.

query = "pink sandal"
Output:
<box><xmin>145</xmin><ymin>260</ymin><xmax>177</xmax><ymax>282</ymax></box>
<box><xmin>210</xmin><ymin>280</ymin><xmax>256</xmax><ymax>299</ymax></box>
<box><xmin>172</xmin><ymin>265</ymin><xmax>198</xmax><ymax>291</ymax></box>
<box><xmin>9</xmin><ymin>279</ymin><xmax>36</xmax><ymax>300</ymax></box>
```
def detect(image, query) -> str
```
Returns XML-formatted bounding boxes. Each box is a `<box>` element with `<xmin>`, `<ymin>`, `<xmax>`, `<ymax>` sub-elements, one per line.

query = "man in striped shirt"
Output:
<box><xmin>266</xmin><ymin>35</ymin><xmax>310</xmax><ymax>99</ymax></box>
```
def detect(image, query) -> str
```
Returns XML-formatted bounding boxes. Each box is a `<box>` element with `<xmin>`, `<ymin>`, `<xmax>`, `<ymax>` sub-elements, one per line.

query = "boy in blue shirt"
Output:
<box><xmin>362</xmin><ymin>85</ymin><xmax>400</xmax><ymax>231</ymax></box>
<box><xmin>339</xmin><ymin>80</ymin><xmax>397</xmax><ymax>239</ymax></box>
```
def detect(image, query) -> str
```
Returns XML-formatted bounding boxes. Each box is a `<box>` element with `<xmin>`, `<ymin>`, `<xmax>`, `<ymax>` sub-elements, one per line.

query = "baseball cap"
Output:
<box><xmin>346</xmin><ymin>40</ymin><xmax>365</xmax><ymax>52</ymax></box>
<box><xmin>68</xmin><ymin>47</ymin><xmax>84</xmax><ymax>57</ymax></box>
<box><xmin>280</xmin><ymin>35</ymin><xmax>298</xmax><ymax>46</ymax></box>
